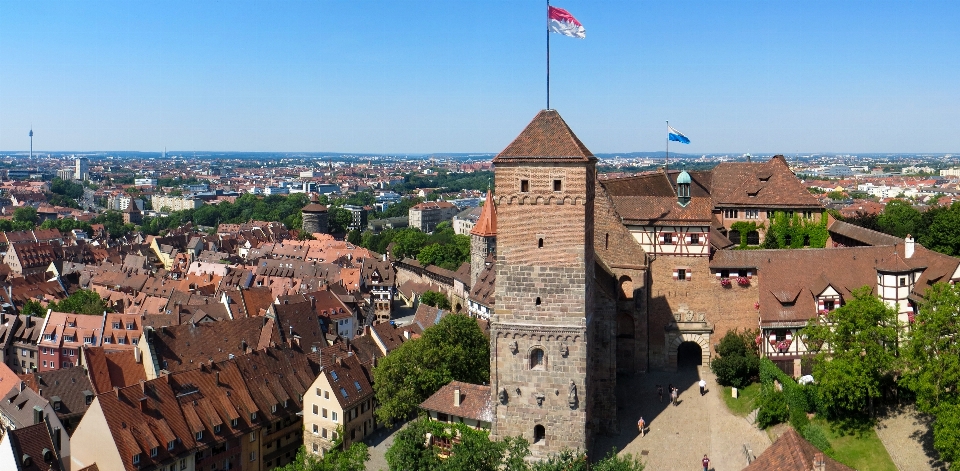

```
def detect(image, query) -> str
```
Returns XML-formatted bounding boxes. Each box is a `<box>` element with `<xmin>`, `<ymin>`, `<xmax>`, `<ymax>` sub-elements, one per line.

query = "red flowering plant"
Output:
<box><xmin>719</xmin><ymin>277</ymin><xmax>732</xmax><ymax>287</ymax></box>
<box><xmin>736</xmin><ymin>276</ymin><xmax>750</xmax><ymax>286</ymax></box>
<box><xmin>776</xmin><ymin>339</ymin><xmax>792</xmax><ymax>352</ymax></box>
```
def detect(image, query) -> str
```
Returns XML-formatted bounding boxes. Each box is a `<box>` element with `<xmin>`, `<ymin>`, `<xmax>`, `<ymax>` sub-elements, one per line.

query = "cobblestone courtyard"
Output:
<box><xmin>595</xmin><ymin>367</ymin><xmax>771</xmax><ymax>471</ymax></box>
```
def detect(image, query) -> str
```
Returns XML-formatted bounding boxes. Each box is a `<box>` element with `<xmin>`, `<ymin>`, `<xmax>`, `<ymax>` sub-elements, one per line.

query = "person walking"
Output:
<box><xmin>672</xmin><ymin>387</ymin><xmax>678</xmax><ymax>406</ymax></box>
<box><xmin>699</xmin><ymin>378</ymin><xmax>707</xmax><ymax>396</ymax></box>
<box><xmin>702</xmin><ymin>454</ymin><xmax>711</xmax><ymax>471</ymax></box>
<box><xmin>657</xmin><ymin>384</ymin><xmax>663</xmax><ymax>403</ymax></box>
<box><xmin>637</xmin><ymin>416</ymin><xmax>646</xmax><ymax>437</ymax></box>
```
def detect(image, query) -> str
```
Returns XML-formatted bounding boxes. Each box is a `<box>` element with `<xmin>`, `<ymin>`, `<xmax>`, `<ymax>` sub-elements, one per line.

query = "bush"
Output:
<box><xmin>801</xmin><ymin>423</ymin><xmax>832</xmax><ymax>452</ymax></box>
<box><xmin>711</xmin><ymin>328</ymin><xmax>760</xmax><ymax>388</ymax></box>
<box><xmin>756</xmin><ymin>386</ymin><xmax>789</xmax><ymax>429</ymax></box>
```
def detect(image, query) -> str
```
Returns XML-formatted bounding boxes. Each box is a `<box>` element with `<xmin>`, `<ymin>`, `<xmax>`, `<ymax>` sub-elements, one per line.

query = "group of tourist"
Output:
<box><xmin>636</xmin><ymin>380</ymin><xmax>712</xmax><ymax>470</ymax></box>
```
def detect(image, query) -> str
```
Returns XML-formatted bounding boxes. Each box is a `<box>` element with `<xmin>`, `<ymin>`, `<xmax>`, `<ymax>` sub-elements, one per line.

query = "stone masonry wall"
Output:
<box><xmin>491</xmin><ymin>161</ymin><xmax>595</xmax><ymax>458</ymax></box>
<box><xmin>647</xmin><ymin>255</ymin><xmax>759</xmax><ymax>369</ymax></box>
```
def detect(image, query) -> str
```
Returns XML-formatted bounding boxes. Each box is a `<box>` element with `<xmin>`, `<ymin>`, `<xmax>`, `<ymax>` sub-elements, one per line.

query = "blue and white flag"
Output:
<box><xmin>668</xmin><ymin>126</ymin><xmax>690</xmax><ymax>144</ymax></box>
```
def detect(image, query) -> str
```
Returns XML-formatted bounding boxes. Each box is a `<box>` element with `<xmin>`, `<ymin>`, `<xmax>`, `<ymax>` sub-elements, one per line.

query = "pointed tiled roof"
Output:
<box><xmin>493</xmin><ymin>109</ymin><xmax>595</xmax><ymax>163</ymax></box>
<box><xmin>470</xmin><ymin>189</ymin><xmax>497</xmax><ymax>237</ymax></box>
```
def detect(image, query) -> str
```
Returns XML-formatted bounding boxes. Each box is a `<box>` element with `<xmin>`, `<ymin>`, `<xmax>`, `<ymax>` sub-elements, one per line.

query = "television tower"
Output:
<box><xmin>29</xmin><ymin>128</ymin><xmax>33</xmax><ymax>159</ymax></box>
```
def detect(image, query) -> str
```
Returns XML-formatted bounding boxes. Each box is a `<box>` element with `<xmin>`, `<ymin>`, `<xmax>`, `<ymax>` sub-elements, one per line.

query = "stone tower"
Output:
<box><xmin>490</xmin><ymin>110</ymin><xmax>597</xmax><ymax>457</ymax></box>
<box><xmin>301</xmin><ymin>203</ymin><xmax>329</xmax><ymax>234</ymax></box>
<box><xmin>470</xmin><ymin>189</ymin><xmax>497</xmax><ymax>287</ymax></box>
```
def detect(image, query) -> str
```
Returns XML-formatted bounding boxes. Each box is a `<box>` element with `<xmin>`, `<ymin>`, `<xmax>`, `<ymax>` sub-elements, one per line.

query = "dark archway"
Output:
<box><xmin>676</xmin><ymin>341</ymin><xmax>703</xmax><ymax>368</ymax></box>
<box><xmin>746</xmin><ymin>231</ymin><xmax>760</xmax><ymax>245</ymax></box>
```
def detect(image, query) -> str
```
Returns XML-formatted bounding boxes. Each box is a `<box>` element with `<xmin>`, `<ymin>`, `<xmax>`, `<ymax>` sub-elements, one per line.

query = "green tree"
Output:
<box><xmin>826</xmin><ymin>190</ymin><xmax>846</xmax><ymax>201</ymax></box>
<box><xmin>13</xmin><ymin>206</ymin><xmax>38</xmax><ymax>226</ymax></box>
<box><xmin>346</xmin><ymin>230</ymin><xmax>361</xmax><ymax>246</ymax></box>
<box><xmin>48</xmin><ymin>289</ymin><xmax>111</xmax><ymax>315</ymax></box>
<box><xmin>420</xmin><ymin>291</ymin><xmax>451</xmax><ymax>310</ymax></box>
<box><xmin>919</xmin><ymin>202</ymin><xmax>960</xmax><ymax>256</ymax></box>
<box><xmin>901</xmin><ymin>282</ymin><xmax>960</xmax><ymax>414</ymax></box>
<box><xmin>276</xmin><ymin>430</ymin><xmax>368</xmax><ymax>471</ymax></box>
<box><xmin>710</xmin><ymin>328</ymin><xmax>760</xmax><ymax>388</ymax></box>
<box><xmin>391</xmin><ymin>229</ymin><xmax>429</xmax><ymax>259</ymax></box>
<box><xmin>876</xmin><ymin>199</ymin><xmax>922</xmax><ymax>239</ymax></box>
<box><xmin>21</xmin><ymin>300</ymin><xmax>46</xmax><ymax>317</ymax></box>
<box><xmin>804</xmin><ymin>286</ymin><xmax>898</xmax><ymax>425</ymax></box>
<box><xmin>900</xmin><ymin>282</ymin><xmax>960</xmax><ymax>465</ymax></box>
<box><xmin>373</xmin><ymin>314</ymin><xmax>489</xmax><ymax>425</ymax></box>
<box><xmin>933</xmin><ymin>403</ymin><xmax>960</xmax><ymax>465</ymax></box>
<box><xmin>329</xmin><ymin>207</ymin><xmax>353</xmax><ymax>233</ymax></box>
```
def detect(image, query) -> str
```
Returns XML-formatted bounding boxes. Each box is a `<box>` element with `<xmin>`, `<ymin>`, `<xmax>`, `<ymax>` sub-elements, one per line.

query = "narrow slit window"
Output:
<box><xmin>521</xmin><ymin>180</ymin><xmax>530</xmax><ymax>192</ymax></box>
<box><xmin>538</xmin><ymin>238</ymin><xmax>544</xmax><ymax>248</ymax></box>
<box><xmin>535</xmin><ymin>297</ymin><xmax>541</xmax><ymax>306</ymax></box>
<box><xmin>553</xmin><ymin>180</ymin><xmax>562</xmax><ymax>191</ymax></box>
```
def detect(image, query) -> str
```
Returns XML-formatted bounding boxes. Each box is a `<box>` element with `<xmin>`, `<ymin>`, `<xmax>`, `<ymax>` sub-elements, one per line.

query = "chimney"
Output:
<box><xmin>905</xmin><ymin>234</ymin><xmax>915</xmax><ymax>259</ymax></box>
<box><xmin>215</xmin><ymin>371</ymin><xmax>220</xmax><ymax>385</ymax></box>
<box><xmin>134</xmin><ymin>345</ymin><xmax>142</xmax><ymax>363</ymax></box>
<box><xmin>454</xmin><ymin>386</ymin><xmax>461</xmax><ymax>407</ymax></box>
<box><xmin>813</xmin><ymin>452</ymin><xmax>826</xmax><ymax>471</ymax></box>
<box><xmin>335</xmin><ymin>355</ymin><xmax>342</xmax><ymax>366</ymax></box>
<box><xmin>310</xmin><ymin>296</ymin><xmax>316</xmax><ymax>308</ymax></box>
<box><xmin>403</xmin><ymin>330</ymin><xmax>410</xmax><ymax>340</ymax></box>
<box><xmin>33</xmin><ymin>405</ymin><xmax>43</xmax><ymax>425</ymax></box>
<box><xmin>138</xmin><ymin>397</ymin><xmax>147</xmax><ymax>412</ymax></box>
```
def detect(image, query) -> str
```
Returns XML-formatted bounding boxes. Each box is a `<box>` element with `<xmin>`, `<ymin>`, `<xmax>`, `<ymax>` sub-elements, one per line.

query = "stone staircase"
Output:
<box><xmin>746</xmin><ymin>408</ymin><xmax>760</xmax><ymax>426</ymax></box>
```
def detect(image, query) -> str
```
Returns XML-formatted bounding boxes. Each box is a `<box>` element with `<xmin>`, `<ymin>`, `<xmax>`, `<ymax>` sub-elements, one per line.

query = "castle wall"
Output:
<box><xmin>647</xmin><ymin>255</ymin><xmax>759</xmax><ymax>370</ymax></box>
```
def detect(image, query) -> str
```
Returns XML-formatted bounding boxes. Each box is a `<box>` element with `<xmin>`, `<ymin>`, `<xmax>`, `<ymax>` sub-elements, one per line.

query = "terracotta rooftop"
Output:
<box><xmin>470</xmin><ymin>189</ymin><xmax>497</xmax><ymax>237</ymax></box>
<box><xmin>420</xmin><ymin>381</ymin><xmax>493</xmax><ymax>424</ymax></box>
<box><xmin>5</xmin><ymin>422</ymin><xmax>64</xmax><ymax>471</ymax></box>
<box><xmin>744</xmin><ymin>428</ymin><xmax>853</xmax><ymax>471</ymax></box>
<box><xmin>493</xmin><ymin>109</ymin><xmax>595</xmax><ymax>163</ymax></box>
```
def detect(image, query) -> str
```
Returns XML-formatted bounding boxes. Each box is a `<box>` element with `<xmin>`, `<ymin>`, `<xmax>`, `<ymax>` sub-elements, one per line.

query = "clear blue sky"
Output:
<box><xmin>2</xmin><ymin>1</ymin><xmax>959</xmax><ymax>154</ymax></box>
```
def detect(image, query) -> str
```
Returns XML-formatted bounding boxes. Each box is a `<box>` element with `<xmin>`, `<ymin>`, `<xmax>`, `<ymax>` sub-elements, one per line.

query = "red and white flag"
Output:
<box><xmin>548</xmin><ymin>6</ymin><xmax>585</xmax><ymax>39</ymax></box>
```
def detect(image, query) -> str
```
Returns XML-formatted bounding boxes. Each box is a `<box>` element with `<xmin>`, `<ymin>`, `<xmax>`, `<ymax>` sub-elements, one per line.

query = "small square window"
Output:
<box><xmin>313</xmin><ymin>424</ymin><xmax>319</xmax><ymax>434</ymax></box>
<box><xmin>553</xmin><ymin>180</ymin><xmax>562</xmax><ymax>191</ymax></box>
<box><xmin>677</xmin><ymin>269</ymin><xmax>687</xmax><ymax>281</ymax></box>
<box><xmin>196</xmin><ymin>431</ymin><xmax>204</xmax><ymax>440</ymax></box>
<box><xmin>690</xmin><ymin>233</ymin><xmax>700</xmax><ymax>245</ymax></box>
<box><xmin>520</xmin><ymin>180</ymin><xmax>529</xmax><ymax>192</ymax></box>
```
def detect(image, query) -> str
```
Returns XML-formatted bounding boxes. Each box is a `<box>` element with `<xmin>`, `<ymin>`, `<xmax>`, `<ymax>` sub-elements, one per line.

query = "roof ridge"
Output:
<box><xmin>494</xmin><ymin>110</ymin><xmax>595</xmax><ymax>162</ymax></box>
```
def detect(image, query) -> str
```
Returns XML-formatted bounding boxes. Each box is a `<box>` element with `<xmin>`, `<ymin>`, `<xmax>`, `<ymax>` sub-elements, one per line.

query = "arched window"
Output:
<box><xmin>538</xmin><ymin>238</ymin><xmax>544</xmax><ymax>248</ymax></box>
<box><xmin>535</xmin><ymin>297</ymin><xmax>542</xmax><ymax>306</ymax></box>
<box><xmin>605</xmin><ymin>233</ymin><xmax>609</xmax><ymax>250</ymax></box>
<box><xmin>530</xmin><ymin>348</ymin><xmax>545</xmax><ymax>370</ymax></box>
<box><xmin>533</xmin><ymin>425</ymin><xmax>545</xmax><ymax>444</ymax></box>
<box><xmin>746</xmin><ymin>231</ymin><xmax>760</xmax><ymax>245</ymax></box>
<box><xmin>729</xmin><ymin>230</ymin><xmax>741</xmax><ymax>245</ymax></box>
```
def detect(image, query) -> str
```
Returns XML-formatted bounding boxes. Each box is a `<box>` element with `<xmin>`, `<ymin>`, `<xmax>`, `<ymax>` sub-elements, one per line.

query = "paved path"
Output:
<box><xmin>365</xmin><ymin>422</ymin><xmax>405</xmax><ymax>471</ymax></box>
<box><xmin>596</xmin><ymin>367</ymin><xmax>771</xmax><ymax>471</ymax></box>
<box><xmin>875</xmin><ymin>405</ymin><xmax>947</xmax><ymax>471</ymax></box>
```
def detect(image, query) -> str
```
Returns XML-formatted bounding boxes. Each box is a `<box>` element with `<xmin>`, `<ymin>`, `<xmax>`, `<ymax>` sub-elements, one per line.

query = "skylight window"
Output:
<box><xmin>330</xmin><ymin>371</ymin><xmax>339</xmax><ymax>381</ymax></box>
<box><xmin>354</xmin><ymin>381</ymin><xmax>361</xmax><ymax>392</ymax></box>
<box><xmin>340</xmin><ymin>388</ymin><xmax>348</xmax><ymax>398</ymax></box>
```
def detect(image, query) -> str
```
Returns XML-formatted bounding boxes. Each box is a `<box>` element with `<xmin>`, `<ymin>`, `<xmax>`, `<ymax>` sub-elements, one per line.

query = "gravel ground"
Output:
<box><xmin>875</xmin><ymin>405</ymin><xmax>947</xmax><ymax>471</ymax></box>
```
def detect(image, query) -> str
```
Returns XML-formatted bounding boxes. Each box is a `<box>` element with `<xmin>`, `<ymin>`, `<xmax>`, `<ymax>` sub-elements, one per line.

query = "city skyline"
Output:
<box><xmin>1</xmin><ymin>0</ymin><xmax>959</xmax><ymax>154</ymax></box>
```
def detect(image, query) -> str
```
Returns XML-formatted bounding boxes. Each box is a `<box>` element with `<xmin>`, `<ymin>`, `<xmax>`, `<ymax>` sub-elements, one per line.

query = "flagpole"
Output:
<box><xmin>546</xmin><ymin>0</ymin><xmax>551</xmax><ymax>110</ymax></box>
<box><xmin>665</xmin><ymin>120</ymin><xmax>669</xmax><ymax>172</ymax></box>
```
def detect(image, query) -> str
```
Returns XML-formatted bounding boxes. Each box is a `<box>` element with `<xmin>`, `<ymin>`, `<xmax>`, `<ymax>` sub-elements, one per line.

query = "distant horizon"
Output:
<box><xmin>1</xmin><ymin>149</ymin><xmax>957</xmax><ymax>158</ymax></box>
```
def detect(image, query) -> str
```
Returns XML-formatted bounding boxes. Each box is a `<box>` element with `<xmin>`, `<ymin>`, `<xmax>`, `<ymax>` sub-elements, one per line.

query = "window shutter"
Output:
<box><xmin>685</xmin><ymin>235</ymin><xmax>691</xmax><ymax>243</ymax></box>
<box><xmin>672</xmin><ymin>270</ymin><xmax>679</xmax><ymax>280</ymax></box>
<box><xmin>686</xmin><ymin>271</ymin><xmax>692</xmax><ymax>281</ymax></box>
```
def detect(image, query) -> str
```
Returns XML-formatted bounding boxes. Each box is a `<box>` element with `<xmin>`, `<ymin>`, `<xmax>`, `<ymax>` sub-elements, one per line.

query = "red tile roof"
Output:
<box><xmin>420</xmin><ymin>381</ymin><xmax>493</xmax><ymax>424</ymax></box>
<box><xmin>470</xmin><ymin>189</ymin><xmax>497</xmax><ymax>237</ymax></box>
<box><xmin>493</xmin><ymin>110</ymin><xmax>595</xmax><ymax>163</ymax></box>
<box><xmin>744</xmin><ymin>428</ymin><xmax>853</xmax><ymax>471</ymax></box>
